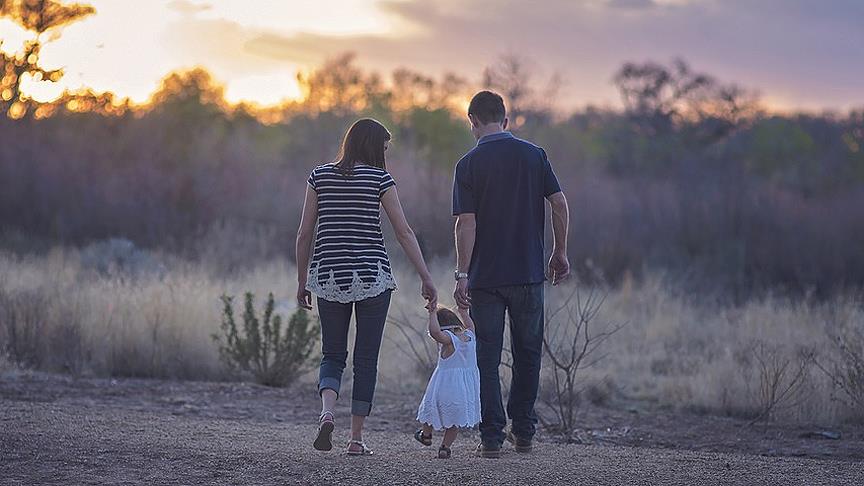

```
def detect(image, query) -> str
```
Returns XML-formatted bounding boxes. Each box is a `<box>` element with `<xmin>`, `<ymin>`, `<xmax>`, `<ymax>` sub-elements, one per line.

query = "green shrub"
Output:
<box><xmin>213</xmin><ymin>292</ymin><xmax>319</xmax><ymax>387</ymax></box>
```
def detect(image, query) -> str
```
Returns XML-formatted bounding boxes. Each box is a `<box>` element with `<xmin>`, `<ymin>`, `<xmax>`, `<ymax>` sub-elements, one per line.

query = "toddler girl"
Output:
<box><xmin>414</xmin><ymin>306</ymin><xmax>481</xmax><ymax>458</ymax></box>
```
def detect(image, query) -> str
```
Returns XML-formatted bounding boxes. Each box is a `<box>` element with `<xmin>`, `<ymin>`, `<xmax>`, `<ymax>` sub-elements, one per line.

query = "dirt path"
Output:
<box><xmin>2</xmin><ymin>373</ymin><xmax>862</xmax><ymax>485</ymax></box>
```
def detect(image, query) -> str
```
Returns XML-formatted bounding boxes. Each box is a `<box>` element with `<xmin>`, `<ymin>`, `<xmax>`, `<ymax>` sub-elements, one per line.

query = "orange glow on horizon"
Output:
<box><xmin>1</xmin><ymin>0</ymin><xmax>858</xmax><ymax>115</ymax></box>
<box><xmin>0</xmin><ymin>0</ymin><xmax>401</xmax><ymax>107</ymax></box>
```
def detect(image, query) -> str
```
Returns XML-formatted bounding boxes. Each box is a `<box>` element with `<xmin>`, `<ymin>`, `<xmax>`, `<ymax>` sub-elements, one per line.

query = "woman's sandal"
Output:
<box><xmin>346</xmin><ymin>439</ymin><xmax>374</xmax><ymax>456</ymax></box>
<box><xmin>437</xmin><ymin>445</ymin><xmax>452</xmax><ymax>459</ymax></box>
<box><xmin>313</xmin><ymin>411</ymin><xmax>335</xmax><ymax>451</ymax></box>
<box><xmin>413</xmin><ymin>429</ymin><xmax>433</xmax><ymax>447</ymax></box>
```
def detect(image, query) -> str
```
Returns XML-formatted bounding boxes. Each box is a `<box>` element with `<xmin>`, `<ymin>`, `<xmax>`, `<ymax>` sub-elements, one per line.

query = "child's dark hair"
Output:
<box><xmin>436</xmin><ymin>307</ymin><xmax>464</xmax><ymax>331</ymax></box>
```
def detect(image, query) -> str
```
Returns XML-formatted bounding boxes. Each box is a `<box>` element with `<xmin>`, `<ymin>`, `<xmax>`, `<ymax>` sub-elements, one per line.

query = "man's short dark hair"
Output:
<box><xmin>468</xmin><ymin>90</ymin><xmax>506</xmax><ymax>124</ymax></box>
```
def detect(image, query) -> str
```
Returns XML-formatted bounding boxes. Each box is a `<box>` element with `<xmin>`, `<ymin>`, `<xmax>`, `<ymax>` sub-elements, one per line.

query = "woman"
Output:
<box><xmin>295</xmin><ymin>118</ymin><xmax>437</xmax><ymax>455</ymax></box>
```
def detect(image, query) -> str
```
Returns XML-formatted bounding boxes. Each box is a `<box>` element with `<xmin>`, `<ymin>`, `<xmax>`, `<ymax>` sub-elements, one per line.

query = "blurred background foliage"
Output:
<box><xmin>1</xmin><ymin>1</ymin><xmax>864</xmax><ymax>300</ymax></box>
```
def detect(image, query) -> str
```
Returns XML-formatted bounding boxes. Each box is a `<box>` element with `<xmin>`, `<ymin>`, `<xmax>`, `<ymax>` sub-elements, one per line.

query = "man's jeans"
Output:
<box><xmin>316</xmin><ymin>290</ymin><xmax>391</xmax><ymax>417</ymax></box>
<box><xmin>471</xmin><ymin>283</ymin><xmax>544</xmax><ymax>447</ymax></box>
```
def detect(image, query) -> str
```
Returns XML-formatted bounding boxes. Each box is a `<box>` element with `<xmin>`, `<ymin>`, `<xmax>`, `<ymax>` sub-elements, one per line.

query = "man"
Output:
<box><xmin>452</xmin><ymin>90</ymin><xmax>570</xmax><ymax>458</ymax></box>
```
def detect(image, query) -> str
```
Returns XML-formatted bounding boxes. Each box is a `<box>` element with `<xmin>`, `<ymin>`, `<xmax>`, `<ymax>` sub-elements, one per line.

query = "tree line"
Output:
<box><xmin>2</xmin><ymin>0</ymin><xmax>864</xmax><ymax>298</ymax></box>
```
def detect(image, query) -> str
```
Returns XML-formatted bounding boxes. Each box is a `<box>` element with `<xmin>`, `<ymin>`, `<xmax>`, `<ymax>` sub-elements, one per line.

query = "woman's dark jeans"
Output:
<box><xmin>470</xmin><ymin>283</ymin><xmax>544</xmax><ymax>447</ymax></box>
<box><xmin>316</xmin><ymin>290</ymin><xmax>391</xmax><ymax>417</ymax></box>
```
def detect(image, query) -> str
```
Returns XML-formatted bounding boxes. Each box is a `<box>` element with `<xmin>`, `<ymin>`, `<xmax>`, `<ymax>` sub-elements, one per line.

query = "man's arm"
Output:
<box><xmin>454</xmin><ymin>213</ymin><xmax>476</xmax><ymax>308</ymax></box>
<box><xmin>547</xmin><ymin>192</ymin><xmax>570</xmax><ymax>285</ymax></box>
<box><xmin>456</xmin><ymin>306</ymin><xmax>475</xmax><ymax>331</ymax></box>
<box><xmin>455</xmin><ymin>213</ymin><xmax>476</xmax><ymax>274</ymax></box>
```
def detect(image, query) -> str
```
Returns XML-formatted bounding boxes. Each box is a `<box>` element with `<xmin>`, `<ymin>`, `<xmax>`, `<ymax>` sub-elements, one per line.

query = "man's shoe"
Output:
<box><xmin>506</xmin><ymin>428</ymin><xmax>533</xmax><ymax>453</ymax></box>
<box><xmin>474</xmin><ymin>442</ymin><xmax>502</xmax><ymax>459</ymax></box>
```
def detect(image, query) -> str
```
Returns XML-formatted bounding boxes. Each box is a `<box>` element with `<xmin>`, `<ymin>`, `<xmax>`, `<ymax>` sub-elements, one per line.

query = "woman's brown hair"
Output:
<box><xmin>436</xmin><ymin>307</ymin><xmax>464</xmax><ymax>331</ymax></box>
<box><xmin>334</xmin><ymin>118</ymin><xmax>391</xmax><ymax>173</ymax></box>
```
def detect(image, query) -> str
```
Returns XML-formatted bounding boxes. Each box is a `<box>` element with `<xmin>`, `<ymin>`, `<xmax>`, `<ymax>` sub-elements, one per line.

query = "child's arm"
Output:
<box><xmin>456</xmin><ymin>306</ymin><xmax>475</xmax><ymax>331</ymax></box>
<box><xmin>427</xmin><ymin>308</ymin><xmax>453</xmax><ymax>346</ymax></box>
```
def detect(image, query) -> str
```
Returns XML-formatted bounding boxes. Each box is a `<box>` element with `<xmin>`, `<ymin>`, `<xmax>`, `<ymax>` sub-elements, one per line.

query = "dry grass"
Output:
<box><xmin>0</xmin><ymin>248</ymin><xmax>292</xmax><ymax>380</ymax></box>
<box><xmin>1</xmin><ymin>247</ymin><xmax>862</xmax><ymax>425</ymax></box>
<box><xmin>585</xmin><ymin>275</ymin><xmax>863</xmax><ymax>424</ymax></box>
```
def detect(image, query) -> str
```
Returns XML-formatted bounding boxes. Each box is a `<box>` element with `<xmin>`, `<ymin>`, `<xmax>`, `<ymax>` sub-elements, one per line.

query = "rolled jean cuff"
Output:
<box><xmin>351</xmin><ymin>399</ymin><xmax>373</xmax><ymax>416</ymax></box>
<box><xmin>318</xmin><ymin>377</ymin><xmax>341</xmax><ymax>397</ymax></box>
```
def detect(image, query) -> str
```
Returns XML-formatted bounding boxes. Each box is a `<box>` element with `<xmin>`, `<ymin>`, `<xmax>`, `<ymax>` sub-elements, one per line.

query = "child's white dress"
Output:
<box><xmin>416</xmin><ymin>329</ymin><xmax>481</xmax><ymax>430</ymax></box>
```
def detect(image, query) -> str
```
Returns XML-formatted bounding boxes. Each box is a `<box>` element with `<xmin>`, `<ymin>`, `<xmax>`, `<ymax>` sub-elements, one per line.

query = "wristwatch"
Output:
<box><xmin>454</xmin><ymin>271</ymin><xmax>469</xmax><ymax>281</ymax></box>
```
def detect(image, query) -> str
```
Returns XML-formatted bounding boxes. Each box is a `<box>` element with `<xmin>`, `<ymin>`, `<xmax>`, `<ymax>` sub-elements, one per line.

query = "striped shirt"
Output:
<box><xmin>305</xmin><ymin>163</ymin><xmax>398</xmax><ymax>303</ymax></box>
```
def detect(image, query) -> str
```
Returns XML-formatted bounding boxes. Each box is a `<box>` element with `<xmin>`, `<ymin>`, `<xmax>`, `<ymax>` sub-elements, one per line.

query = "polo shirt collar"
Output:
<box><xmin>477</xmin><ymin>131</ymin><xmax>514</xmax><ymax>145</ymax></box>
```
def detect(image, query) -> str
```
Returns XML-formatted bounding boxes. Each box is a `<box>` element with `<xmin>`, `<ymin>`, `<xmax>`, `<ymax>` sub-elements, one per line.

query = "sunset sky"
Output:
<box><xmin>1</xmin><ymin>0</ymin><xmax>862</xmax><ymax>111</ymax></box>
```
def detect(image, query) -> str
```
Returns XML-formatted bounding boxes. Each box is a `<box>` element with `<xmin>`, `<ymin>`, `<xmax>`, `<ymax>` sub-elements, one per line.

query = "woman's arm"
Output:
<box><xmin>427</xmin><ymin>308</ymin><xmax>453</xmax><ymax>346</ymax></box>
<box><xmin>295</xmin><ymin>185</ymin><xmax>318</xmax><ymax>309</ymax></box>
<box><xmin>381</xmin><ymin>187</ymin><xmax>438</xmax><ymax>308</ymax></box>
<box><xmin>456</xmin><ymin>307</ymin><xmax>475</xmax><ymax>331</ymax></box>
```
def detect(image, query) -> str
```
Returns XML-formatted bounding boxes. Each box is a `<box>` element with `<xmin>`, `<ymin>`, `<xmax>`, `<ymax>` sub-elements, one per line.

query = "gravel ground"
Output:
<box><xmin>1</xmin><ymin>372</ymin><xmax>862</xmax><ymax>485</ymax></box>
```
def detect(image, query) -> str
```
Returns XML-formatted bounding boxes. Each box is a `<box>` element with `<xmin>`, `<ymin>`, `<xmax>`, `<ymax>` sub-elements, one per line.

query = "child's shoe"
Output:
<box><xmin>437</xmin><ymin>445</ymin><xmax>452</xmax><ymax>459</ymax></box>
<box><xmin>414</xmin><ymin>429</ymin><xmax>432</xmax><ymax>446</ymax></box>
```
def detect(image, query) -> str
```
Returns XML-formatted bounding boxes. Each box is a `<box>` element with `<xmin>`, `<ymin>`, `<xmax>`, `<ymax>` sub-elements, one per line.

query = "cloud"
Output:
<box><xmin>167</xmin><ymin>0</ymin><xmax>864</xmax><ymax>110</ymax></box>
<box><xmin>244</xmin><ymin>32</ymin><xmax>333</xmax><ymax>65</ymax></box>
<box><xmin>166</xmin><ymin>0</ymin><xmax>212</xmax><ymax>16</ymax></box>
<box><xmin>606</xmin><ymin>0</ymin><xmax>659</xmax><ymax>9</ymax></box>
<box><xmin>163</xmin><ymin>17</ymin><xmax>296</xmax><ymax>78</ymax></box>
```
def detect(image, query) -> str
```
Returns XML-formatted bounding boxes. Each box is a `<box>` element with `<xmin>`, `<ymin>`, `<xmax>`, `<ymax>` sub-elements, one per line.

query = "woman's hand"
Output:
<box><xmin>295</xmin><ymin>185</ymin><xmax>318</xmax><ymax>309</ymax></box>
<box><xmin>297</xmin><ymin>284</ymin><xmax>313</xmax><ymax>310</ymax></box>
<box><xmin>421</xmin><ymin>277</ymin><xmax>438</xmax><ymax>310</ymax></box>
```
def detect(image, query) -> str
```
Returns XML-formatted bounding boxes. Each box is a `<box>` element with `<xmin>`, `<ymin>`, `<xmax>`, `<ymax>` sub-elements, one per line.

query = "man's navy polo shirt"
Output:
<box><xmin>452</xmin><ymin>131</ymin><xmax>562</xmax><ymax>290</ymax></box>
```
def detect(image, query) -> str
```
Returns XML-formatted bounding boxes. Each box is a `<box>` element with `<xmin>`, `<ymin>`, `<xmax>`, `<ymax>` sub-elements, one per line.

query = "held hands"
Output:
<box><xmin>547</xmin><ymin>250</ymin><xmax>571</xmax><ymax>286</ymax></box>
<box><xmin>421</xmin><ymin>276</ymin><xmax>438</xmax><ymax>310</ymax></box>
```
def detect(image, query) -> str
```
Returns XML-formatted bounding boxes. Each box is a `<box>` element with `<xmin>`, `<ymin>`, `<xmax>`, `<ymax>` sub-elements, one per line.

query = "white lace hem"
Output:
<box><xmin>306</xmin><ymin>261</ymin><xmax>397</xmax><ymax>304</ymax></box>
<box><xmin>415</xmin><ymin>415</ymin><xmax>480</xmax><ymax>431</ymax></box>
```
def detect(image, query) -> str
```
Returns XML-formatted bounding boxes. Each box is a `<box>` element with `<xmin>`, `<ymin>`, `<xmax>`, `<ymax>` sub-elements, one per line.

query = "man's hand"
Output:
<box><xmin>297</xmin><ymin>284</ymin><xmax>313</xmax><ymax>310</ymax></box>
<box><xmin>548</xmin><ymin>250</ymin><xmax>571</xmax><ymax>286</ymax></box>
<box><xmin>454</xmin><ymin>278</ymin><xmax>471</xmax><ymax>309</ymax></box>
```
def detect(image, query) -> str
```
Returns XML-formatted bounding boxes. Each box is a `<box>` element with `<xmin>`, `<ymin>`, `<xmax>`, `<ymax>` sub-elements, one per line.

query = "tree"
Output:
<box><xmin>295</xmin><ymin>52</ymin><xmax>387</xmax><ymax>116</ymax></box>
<box><xmin>483</xmin><ymin>54</ymin><xmax>534</xmax><ymax>119</ymax></box>
<box><xmin>37</xmin><ymin>88</ymin><xmax>129</xmax><ymax>117</ymax></box>
<box><xmin>0</xmin><ymin>0</ymin><xmax>95</xmax><ymax>118</ymax></box>
<box><xmin>147</xmin><ymin>68</ymin><xmax>227</xmax><ymax>118</ymax></box>
<box><xmin>390</xmin><ymin>68</ymin><xmax>468</xmax><ymax>114</ymax></box>
<box><xmin>613</xmin><ymin>58</ymin><xmax>760</xmax><ymax>138</ymax></box>
<box><xmin>482</xmin><ymin>53</ymin><xmax>561</xmax><ymax>129</ymax></box>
